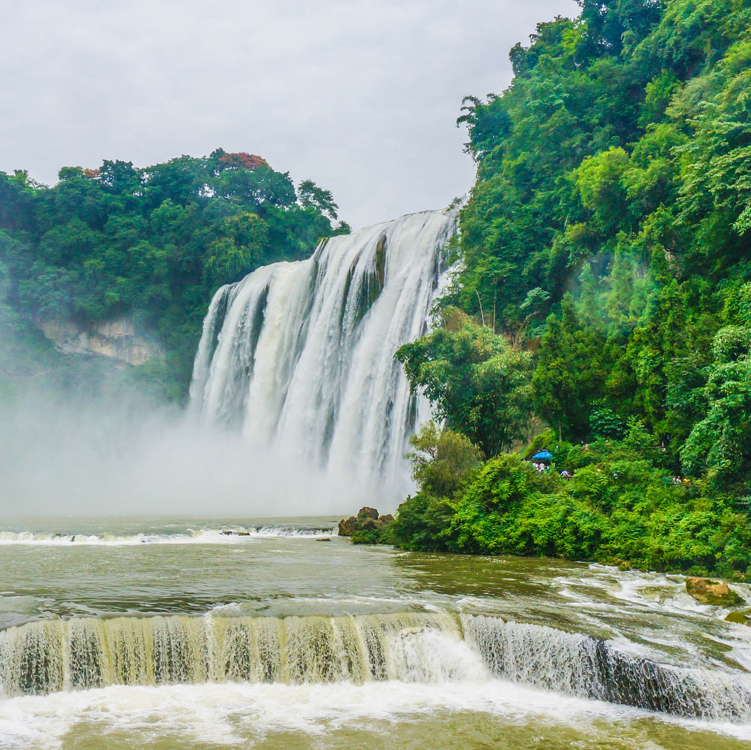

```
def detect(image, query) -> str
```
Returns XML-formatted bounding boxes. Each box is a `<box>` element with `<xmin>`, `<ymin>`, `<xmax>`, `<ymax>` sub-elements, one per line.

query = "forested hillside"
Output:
<box><xmin>389</xmin><ymin>0</ymin><xmax>751</xmax><ymax>575</ymax></box>
<box><xmin>0</xmin><ymin>150</ymin><xmax>348</xmax><ymax>397</ymax></box>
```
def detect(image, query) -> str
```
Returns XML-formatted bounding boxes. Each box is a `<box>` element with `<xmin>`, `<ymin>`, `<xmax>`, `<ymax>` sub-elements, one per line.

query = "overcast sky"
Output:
<box><xmin>0</xmin><ymin>0</ymin><xmax>578</xmax><ymax>230</ymax></box>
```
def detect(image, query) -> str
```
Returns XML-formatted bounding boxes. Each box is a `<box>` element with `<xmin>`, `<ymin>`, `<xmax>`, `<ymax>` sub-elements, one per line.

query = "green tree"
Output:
<box><xmin>297</xmin><ymin>180</ymin><xmax>339</xmax><ymax>220</ymax></box>
<box><xmin>533</xmin><ymin>295</ymin><xmax>611</xmax><ymax>439</ymax></box>
<box><xmin>681</xmin><ymin>325</ymin><xmax>751</xmax><ymax>491</ymax></box>
<box><xmin>406</xmin><ymin>422</ymin><xmax>482</xmax><ymax>498</ymax></box>
<box><xmin>397</xmin><ymin>308</ymin><xmax>534</xmax><ymax>456</ymax></box>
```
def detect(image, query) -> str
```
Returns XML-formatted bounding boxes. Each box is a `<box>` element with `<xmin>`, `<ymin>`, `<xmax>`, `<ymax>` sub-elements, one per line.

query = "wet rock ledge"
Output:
<box><xmin>685</xmin><ymin>576</ymin><xmax>750</xmax><ymax>624</ymax></box>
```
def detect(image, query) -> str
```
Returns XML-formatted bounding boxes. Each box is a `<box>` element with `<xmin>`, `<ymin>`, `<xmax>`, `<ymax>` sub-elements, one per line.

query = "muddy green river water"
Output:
<box><xmin>0</xmin><ymin>516</ymin><xmax>750</xmax><ymax>749</ymax></box>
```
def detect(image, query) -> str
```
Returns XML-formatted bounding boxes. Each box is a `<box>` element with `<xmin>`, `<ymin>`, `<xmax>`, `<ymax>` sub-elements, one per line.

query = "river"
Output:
<box><xmin>0</xmin><ymin>516</ymin><xmax>750</xmax><ymax>748</ymax></box>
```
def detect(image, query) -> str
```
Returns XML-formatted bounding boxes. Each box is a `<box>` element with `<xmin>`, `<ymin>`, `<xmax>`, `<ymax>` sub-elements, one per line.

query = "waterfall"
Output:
<box><xmin>462</xmin><ymin>615</ymin><xmax>751</xmax><ymax>721</ymax></box>
<box><xmin>189</xmin><ymin>210</ymin><xmax>455</xmax><ymax>501</ymax></box>
<box><xmin>0</xmin><ymin>613</ymin><xmax>474</xmax><ymax>696</ymax></box>
<box><xmin>3</xmin><ymin>613</ymin><xmax>751</xmax><ymax>722</ymax></box>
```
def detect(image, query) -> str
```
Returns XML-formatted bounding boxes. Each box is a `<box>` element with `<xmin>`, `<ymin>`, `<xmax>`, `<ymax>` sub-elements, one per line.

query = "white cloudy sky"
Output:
<box><xmin>0</xmin><ymin>0</ymin><xmax>578</xmax><ymax>229</ymax></box>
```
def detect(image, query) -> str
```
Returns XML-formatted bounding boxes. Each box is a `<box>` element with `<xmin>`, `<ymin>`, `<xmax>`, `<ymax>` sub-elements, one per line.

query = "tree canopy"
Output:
<box><xmin>446</xmin><ymin>0</ymin><xmax>751</xmax><ymax>495</ymax></box>
<box><xmin>0</xmin><ymin>150</ymin><xmax>350</xmax><ymax>394</ymax></box>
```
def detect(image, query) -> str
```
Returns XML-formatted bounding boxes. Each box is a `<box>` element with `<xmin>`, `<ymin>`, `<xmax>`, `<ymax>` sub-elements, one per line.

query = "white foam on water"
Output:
<box><xmin>578</xmin><ymin>565</ymin><xmax>751</xmax><ymax>621</ymax></box>
<box><xmin>0</xmin><ymin>526</ymin><xmax>334</xmax><ymax>546</ymax></box>
<box><xmin>1</xmin><ymin>678</ymin><xmax>751</xmax><ymax>750</ymax></box>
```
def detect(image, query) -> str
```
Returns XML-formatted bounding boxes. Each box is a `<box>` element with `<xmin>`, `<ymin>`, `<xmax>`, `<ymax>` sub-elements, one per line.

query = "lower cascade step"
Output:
<box><xmin>1</xmin><ymin>612</ymin><xmax>750</xmax><ymax>722</ymax></box>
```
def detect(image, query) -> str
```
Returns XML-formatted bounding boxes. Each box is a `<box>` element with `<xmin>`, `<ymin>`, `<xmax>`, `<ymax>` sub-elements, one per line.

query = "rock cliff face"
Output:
<box><xmin>36</xmin><ymin>317</ymin><xmax>164</xmax><ymax>367</ymax></box>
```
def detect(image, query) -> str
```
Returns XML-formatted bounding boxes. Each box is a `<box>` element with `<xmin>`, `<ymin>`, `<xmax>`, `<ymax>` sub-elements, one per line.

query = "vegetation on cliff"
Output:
<box><xmin>0</xmin><ymin>150</ymin><xmax>348</xmax><ymax>398</ymax></box>
<box><xmin>390</xmin><ymin>0</ymin><xmax>751</xmax><ymax>575</ymax></box>
<box><xmin>388</xmin><ymin>421</ymin><xmax>751</xmax><ymax>577</ymax></box>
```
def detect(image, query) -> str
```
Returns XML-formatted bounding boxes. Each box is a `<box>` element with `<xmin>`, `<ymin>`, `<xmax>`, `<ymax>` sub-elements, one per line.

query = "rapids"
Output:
<box><xmin>0</xmin><ymin>518</ymin><xmax>751</xmax><ymax>750</ymax></box>
<box><xmin>2</xmin><ymin>518</ymin><xmax>751</xmax><ymax>748</ymax></box>
<box><xmin>2</xmin><ymin>611</ymin><xmax>751</xmax><ymax>723</ymax></box>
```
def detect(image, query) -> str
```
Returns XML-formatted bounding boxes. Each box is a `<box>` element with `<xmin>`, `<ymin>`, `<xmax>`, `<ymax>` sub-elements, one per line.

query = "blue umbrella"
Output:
<box><xmin>532</xmin><ymin>451</ymin><xmax>553</xmax><ymax>460</ymax></box>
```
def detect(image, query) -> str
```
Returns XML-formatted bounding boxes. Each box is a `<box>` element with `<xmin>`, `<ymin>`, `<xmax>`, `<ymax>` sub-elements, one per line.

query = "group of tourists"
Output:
<box><xmin>667</xmin><ymin>476</ymin><xmax>692</xmax><ymax>487</ymax></box>
<box><xmin>530</xmin><ymin>460</ymin><xmax>574</xmax><ymax>479</ymax></box>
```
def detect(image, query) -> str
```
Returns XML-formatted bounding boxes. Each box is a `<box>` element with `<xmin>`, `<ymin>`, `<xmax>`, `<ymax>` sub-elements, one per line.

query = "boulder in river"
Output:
<box><xmin>357</xmin><ymin>507</ymin><xmax>379</xmax><ymax>520</ymax></box>
<box><xmin>338</xmin><ymin>508</ymin><xmax>394</xmax><ymax>538</ymax></box>
<box><xmin>686</xmin><ymin>577</ymin><xmax>745</xmax><ymax>607</ymax></box>
<box><xmin>338</xmin><ymin>517</ymin><xmax>359</xmax><ymax>536</ymax></box>
<box><xmin>725</xmin><ymin>612</ymin><xmax>748</xmax><ymax>624</ymax></box>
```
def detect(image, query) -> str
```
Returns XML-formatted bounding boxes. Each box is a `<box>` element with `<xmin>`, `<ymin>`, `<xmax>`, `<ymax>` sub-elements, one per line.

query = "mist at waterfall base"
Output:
<box><xmin>0</xmin><ymin>211</ymin><xmax>454</xmax><ymax>517</ymax></box>
<box><xmin>0</xmin><ymin>391</ymin><xmax>350</xmax><ymax>517</ymax></box>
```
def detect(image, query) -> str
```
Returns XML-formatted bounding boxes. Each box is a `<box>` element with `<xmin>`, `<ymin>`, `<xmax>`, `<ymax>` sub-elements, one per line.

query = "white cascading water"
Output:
<box><xmin>3</xmin><ymin>612</ymin><xmax>751</xmax><ymax>722</ymax></box>
<box><xmin>190</xmin><ymin>210</ymin><xmax>455</xmax><ymax>501</ymax></box>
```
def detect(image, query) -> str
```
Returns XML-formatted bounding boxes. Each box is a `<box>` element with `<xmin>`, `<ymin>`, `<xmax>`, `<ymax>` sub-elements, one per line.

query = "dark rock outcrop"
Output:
<box><xmin>338</xmin><ymin>517</ymin><xmax>359</xmax><ymax>536</ymax></box>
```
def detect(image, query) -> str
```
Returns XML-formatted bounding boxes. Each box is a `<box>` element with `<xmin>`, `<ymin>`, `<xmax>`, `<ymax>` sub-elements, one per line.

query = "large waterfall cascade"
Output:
<box><xmin>190</xmin><ymin>210</ymin><xmax>455</xmax><ymax>499</ymax></box>
<box><xmin>2</xmin><ymin>612</ymin><xmax>750</xmax><ymax>722</ymax></box>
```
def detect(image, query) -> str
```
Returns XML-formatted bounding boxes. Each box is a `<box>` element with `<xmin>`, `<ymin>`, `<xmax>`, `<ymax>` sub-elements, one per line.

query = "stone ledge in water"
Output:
<box><xmin>686</xmin><ymin>576</ymin><xmax>745</xmax><ymax>607</ymax></box>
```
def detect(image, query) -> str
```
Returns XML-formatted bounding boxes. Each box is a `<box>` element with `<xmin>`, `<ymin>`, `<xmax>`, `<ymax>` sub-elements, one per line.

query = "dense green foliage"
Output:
<box><xmin>391</xmin><ymin>0</ymin><xmax>751</xmax><ymax>573</ymax></box>
<box><xmin>389</xmin><ymin>422</ymin><xmax>751</xmax><ymax>576</ymax></box>
<box><xmin>397</xmin><ymin>308</ymin><xmax>534</xmax><ymax>456</ymax></box>
<box><xmin>0</xmin><ymin>150</ymin><xmax>349</xmax><ymax>396</ymax></box>
<box><xmin>405</xmin><ymin>422</ymin><xmax>482</xmax><ymax>499</ymax></box>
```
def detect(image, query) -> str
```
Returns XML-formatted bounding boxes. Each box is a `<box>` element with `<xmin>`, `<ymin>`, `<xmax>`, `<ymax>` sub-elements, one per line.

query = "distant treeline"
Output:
<box><xmin>0</xmin><ymin>149</ymin><xmax>349</xmax><ymax>396</ymax></box>
<box><xmin>388</xmin><ymin>0</ymin><xmax>751</xmax><ymax>575</ymax></box>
